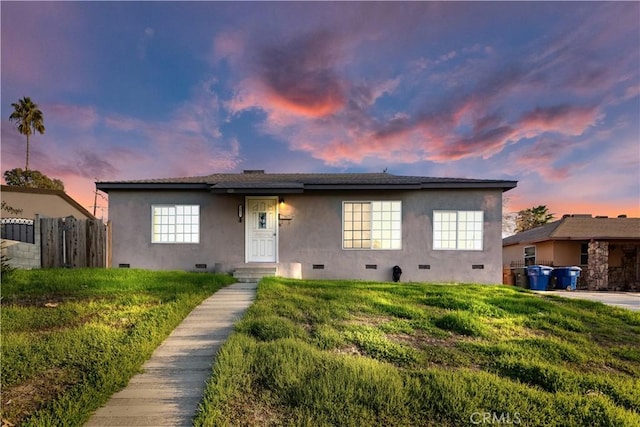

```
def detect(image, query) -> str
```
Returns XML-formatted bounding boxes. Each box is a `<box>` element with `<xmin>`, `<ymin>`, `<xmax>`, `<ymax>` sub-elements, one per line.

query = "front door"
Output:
<box><xmin>246</xmin><ymin>197</ymin><xmax>278</xmax><ymax>262</ymax></box>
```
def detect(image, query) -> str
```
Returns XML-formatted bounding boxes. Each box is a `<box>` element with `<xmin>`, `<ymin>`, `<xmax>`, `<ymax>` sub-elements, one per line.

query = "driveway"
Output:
<box><xmin>534</xmin><ymin>290</ymin><xmax>640</xmax><ymax>312</ymax></box>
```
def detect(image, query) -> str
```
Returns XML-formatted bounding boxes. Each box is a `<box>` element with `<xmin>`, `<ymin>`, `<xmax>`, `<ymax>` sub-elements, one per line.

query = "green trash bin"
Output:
<box><xmin>526</xmin><ymin>265</ymin><xmax>554</xmax><ymax>290</ymax></box>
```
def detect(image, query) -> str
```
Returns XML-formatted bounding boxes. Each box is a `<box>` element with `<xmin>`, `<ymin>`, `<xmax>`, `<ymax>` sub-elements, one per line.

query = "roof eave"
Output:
<box><xmin>210</xmin><ymin>187</ymin><xmax>305</xmax><ymax>194</ymax></box>
<box><xmin>420</xmin><ymin>181</ymin><xmax>517</xmax><ymax>191</ymax></box>
<box><xmin>96</xmin><ymin>183</ymin><xmax>211</xmax><ymax>192</ymax></box>
<box><xmin>304</xmin><ymin>184</ymin><xmax>422</xmax><ymax>190</ymax></box>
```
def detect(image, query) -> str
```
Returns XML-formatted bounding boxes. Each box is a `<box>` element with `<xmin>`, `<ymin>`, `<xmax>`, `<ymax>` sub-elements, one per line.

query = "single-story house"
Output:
<box><xmin>503</xmin><ymin>214</ymin><xmax>640</xmax><ymax>291</ymax></box>
<box><xmin>1</xmin><ymin>185</ymin><xmax>96</xmax><ymax>269</ymax></box>
<box><xmin>1</xmin><ymin>185</ymin><xmax>95</xmax><ymax>221</ymax></box>
<box><xmin>97</xmin><ymin>171</ymin><xmax>517</xmax><ymax>283</ymax></box>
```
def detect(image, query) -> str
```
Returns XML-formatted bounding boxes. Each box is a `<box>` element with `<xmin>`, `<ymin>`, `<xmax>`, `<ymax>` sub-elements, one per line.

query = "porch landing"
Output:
<box><xmin>232</xmin><ymin>262</ymin><xmax>302</xmax><ymax>282</ymax></box>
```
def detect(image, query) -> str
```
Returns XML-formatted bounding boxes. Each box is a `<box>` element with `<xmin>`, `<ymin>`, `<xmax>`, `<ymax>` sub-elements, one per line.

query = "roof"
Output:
<box><xmin>96</xmin><ymin>171</ymin><xmax>517</xmax><ymax>194</ymax></box>
<box><xmin>503</xmin><ymin>215</ymin><xmax>640</xmax><ymax>246</ymax></box>
<box><xmin>1</xmin><ymin>185</ymin><xmax>96</xmax><ymax>220</ymax></box>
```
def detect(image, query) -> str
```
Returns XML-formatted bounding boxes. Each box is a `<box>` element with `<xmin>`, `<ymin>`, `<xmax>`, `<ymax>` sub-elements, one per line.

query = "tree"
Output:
<box><xmin>502</xmin><ymin>195</ymin><xmax>517</xmax><ymax>237</ymax></box>
<box><xmin>4</xmin><ymin>168</ymin><xmax>64</xmax><ymax>191</ymax></box>
<box><xmin>515</xmin><ymin>205</ymin><xmax>555</xmax><ymax>232</ymax></box>
<box><xmin>1</xmin><ymin>201</ymin><xmax>23</xmax><ymax>216</ymax></box>
<box><xmin>9</xmin><ymin>96</ymin><xmax>45</xmax><ymax>171</ymax></box>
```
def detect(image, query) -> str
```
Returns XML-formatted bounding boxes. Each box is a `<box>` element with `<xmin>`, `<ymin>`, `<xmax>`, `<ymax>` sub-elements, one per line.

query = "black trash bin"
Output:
<box><xmin>526</xmin><ymin>265</ymin><xmax>554</xmax><ymax>291</ymax></box>
<box><xmin>553</xmin><ymin>267</ymin><xmax>582</xmax><ymax>291</ymax></box>
<box><xmin>514</xmin><ymin>268</ymin><xmax>529</xmax><ymax>288</ymax></box>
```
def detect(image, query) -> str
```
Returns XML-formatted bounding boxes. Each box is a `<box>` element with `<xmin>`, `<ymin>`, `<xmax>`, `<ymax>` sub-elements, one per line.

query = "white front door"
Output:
<box><xmin>246</xmin><ymin>197</ymin><xmax>278</xmax><ymax>262</ymax></box>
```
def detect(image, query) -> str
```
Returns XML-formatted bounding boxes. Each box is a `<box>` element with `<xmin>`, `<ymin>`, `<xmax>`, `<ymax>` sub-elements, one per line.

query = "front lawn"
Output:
<box><xmin>195</xmin><ymin>277</ymin><xmax>640</xmax><ymax>426</ymax></box>
<box><xmin>0</xmin><ymin>268</ymin><xmax>234</xmax><ymax>426</ymax></box>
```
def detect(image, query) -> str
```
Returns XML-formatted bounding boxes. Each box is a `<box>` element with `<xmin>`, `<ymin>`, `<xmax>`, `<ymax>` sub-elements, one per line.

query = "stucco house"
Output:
<box><xmin>1</xmin><ymin>185</ymin><xmax>96</xmax><ymax>269</ymax></box>
<box><xmin>1</xmin><ymin>185</ymin><xmax>95</xmax><ymax>221</ymax></box>
<box><xmin>503</xmin><ymin>214</ymin><xmax>640</xmax><ymax>291</ymax></box>
<box><xmin>97</xmin><ymin>171</ymin><xmax>516</xmax><ymax>283</ymax></box>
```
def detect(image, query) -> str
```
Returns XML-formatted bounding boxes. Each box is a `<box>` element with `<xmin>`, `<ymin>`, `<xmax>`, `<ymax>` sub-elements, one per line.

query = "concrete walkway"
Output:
<box><xmin>85</xmin><ymin>282</ymin><xmax>257</xmax><ymax>427</ymax></box>
<box><xmin>535</xmin><ymin>290</ymin><xmax>640</xmax><ymax>312</ymax></box>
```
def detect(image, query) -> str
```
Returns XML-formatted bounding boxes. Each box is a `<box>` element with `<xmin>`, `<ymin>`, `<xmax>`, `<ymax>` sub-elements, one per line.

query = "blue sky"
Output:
<box><xmin>2</xmin><ymin>1</ymin><xmax>639</xmax><ymax>219</ymax></box>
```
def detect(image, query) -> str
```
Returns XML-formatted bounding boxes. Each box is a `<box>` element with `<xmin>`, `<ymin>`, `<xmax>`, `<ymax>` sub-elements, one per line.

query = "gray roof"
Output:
<box><xmin>97</xmin><ymin>171</ymin><xmax>517</xmax><ymax>193</ymax></box>
<box><xmin>503</xmin><ymin>215</ymin><xmax>640</xmax><ymax>246</ymax></box>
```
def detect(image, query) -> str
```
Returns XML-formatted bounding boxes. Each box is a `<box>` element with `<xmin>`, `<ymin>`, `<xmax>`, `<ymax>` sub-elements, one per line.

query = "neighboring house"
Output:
<box><xmin>97</xmin><ymin>171</ymin><xmax>516</xmax><ymax>283</ymax></box>
<box><xmin>503</xmin><ymin>214</ymin><xmax>640</xmax><ymax>291</ymax></box>
<box><xmin>1</xmin><ymin>185</ymin><xmax>95</xmax><ymax>221</ymax></box>
<box><xmin>1</xmin><ymin>185</ymin><xmax>96</xmax><ymax>269</ymax></box>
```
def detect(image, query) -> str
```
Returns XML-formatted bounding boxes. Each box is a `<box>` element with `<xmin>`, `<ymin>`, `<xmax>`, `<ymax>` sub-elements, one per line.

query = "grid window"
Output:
<box><xmin>433</xmin><ymin>211</ymin><xmax>483</xmax><ymax>250</ymax></box>
<box><xmin>343</xmin><ymin>201</ymin><xmax>401</xmax><ymax>250</ymax></box>
<box><xmin>152</xmin><ymin>205</ymin><xmax>199</xmax><ymax>244</ymax></box>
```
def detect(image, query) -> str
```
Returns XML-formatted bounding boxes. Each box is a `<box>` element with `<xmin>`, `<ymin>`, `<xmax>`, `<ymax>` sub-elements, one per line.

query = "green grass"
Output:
<box><xmin>194</xmin><ymin>277</ymin><xmax>640</xmax><ymax>426</ymax></box>
<box><xmin>0</xmin><ymin>268</ymin><xmax>234</xmax><ymax>426</ymax></box>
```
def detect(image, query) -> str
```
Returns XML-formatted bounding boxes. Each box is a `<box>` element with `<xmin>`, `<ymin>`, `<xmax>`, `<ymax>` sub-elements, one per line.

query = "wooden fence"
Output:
<box><xmin>40</xmin><ymin>217</ymin><xmax>108</xmax><ymax>268</ymax></box>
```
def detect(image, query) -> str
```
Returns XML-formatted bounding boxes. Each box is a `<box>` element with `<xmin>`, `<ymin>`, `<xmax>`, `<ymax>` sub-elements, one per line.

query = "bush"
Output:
<box><xmin>1</xmin><ymin>242</ymin><xmax>15</xmax><ymax>280</ymax></box>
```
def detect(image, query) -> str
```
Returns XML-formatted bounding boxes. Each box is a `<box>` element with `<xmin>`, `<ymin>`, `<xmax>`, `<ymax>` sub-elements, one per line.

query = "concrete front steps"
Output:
<box><xmin>233</xmin><ymin>264</ymin><xmax>277</xmax><ymax>283</ymax></box>
<box><xmin>232</xmin><ymin>262</ymin><xmax>302</xmax><ymax>282</ymax></box>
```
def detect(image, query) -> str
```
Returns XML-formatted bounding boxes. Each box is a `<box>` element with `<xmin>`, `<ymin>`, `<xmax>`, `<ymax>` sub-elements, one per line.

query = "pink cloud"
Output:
<box><xmin>47</xmin><ymin>104</ymin><xmax>99</xmax><ymax>130</ymax></box>
<box><xmin>256</xmin><ymin>31</ymin><xmax>348</xmax><ymax>118</ymax></box>
<box><xmin>103</xmin><ymin>115</ymin><xmax>146</xmax><ymax>132</ymax></box>
<box><xmin>211</xmin><ymin>30</ymin><xmax>247</xmax><ymax>65</ymax></box>
<box><xmin>517</xmin><ymin>105</ymin><xmax>600</xmax><ymax>138</ymax></box>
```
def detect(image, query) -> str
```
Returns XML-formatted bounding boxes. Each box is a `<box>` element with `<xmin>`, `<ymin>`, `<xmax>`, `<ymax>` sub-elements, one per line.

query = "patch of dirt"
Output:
<box><xmin>0</xmin><ymin>368</ymin><xmax>79</xmax><ymax>426</ymax></box>
<box><xmin>332</xmin><ymin>344</ymin><xmax>364</xmax><ymax>356</ymax></box>
<box><xmin>224</xmin><ymin>391</ymin><xmax>287</xmax><ymax>426</ymax></box>
<box><xmin>1</xmin><ymin>295</ymin><xmax>81</xmax><ymax>308</ymax></box>
<box><xmin>344</xmin><ymin>314</ymin><xmax>394</xmax><ymax>327</ymax></box>
<box><xmin>386</xmin><ymin>332</ymin><xmax>465</xmax><ymax>350</ymax></box>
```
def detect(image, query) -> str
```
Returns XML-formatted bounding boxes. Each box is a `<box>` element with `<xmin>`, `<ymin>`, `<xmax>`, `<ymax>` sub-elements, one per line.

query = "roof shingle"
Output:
<box><xmin>503</xmin><ymin>215</ymin><xmax>640</xmax><ymax>245</ymax></box>
<box><xmin>97</xmin><ymin>172</ymin><xmax>517</xmax><ymax>192</ymax></box>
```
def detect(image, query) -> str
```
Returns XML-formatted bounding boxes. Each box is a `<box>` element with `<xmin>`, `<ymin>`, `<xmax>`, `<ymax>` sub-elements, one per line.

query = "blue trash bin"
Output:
<box><xmin>526</xmin><ymin>265</ymin><xmax>554</xmax><ymax>290</ymax></box>
<box><xmin>553</xmin><ymin>267</ymin><xmax>582</xmax><ymax>291</ymax></box>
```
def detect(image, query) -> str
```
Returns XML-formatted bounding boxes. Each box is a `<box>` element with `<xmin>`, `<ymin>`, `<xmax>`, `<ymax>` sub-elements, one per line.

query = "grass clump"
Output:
<box><xmin>434</xmin><ymin>310</ymin><xmax>489</xmax><ymax>337</ymax></box>
<box><xmin>195</xmin><ymin>277</ymin><xmax>640</xmax><ymax>426</ymax></box>
<box><xmin>0</xmin><ymin>268</ymin><xmax>234</xmax><ymax>426</ymax></box>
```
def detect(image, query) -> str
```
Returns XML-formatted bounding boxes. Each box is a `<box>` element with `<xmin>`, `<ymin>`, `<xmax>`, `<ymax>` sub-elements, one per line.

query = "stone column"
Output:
<box><xmin>587</xmin><ymin>240</ymin><xmax>608</xmax><ymax>290</ymax></box>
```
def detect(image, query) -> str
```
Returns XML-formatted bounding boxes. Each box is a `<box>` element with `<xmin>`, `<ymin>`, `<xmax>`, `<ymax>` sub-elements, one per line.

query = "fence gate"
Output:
<box><xmin>40</xmin><ymin>217</ymin><xmax>106</xmax><ymax>268</ymax></box>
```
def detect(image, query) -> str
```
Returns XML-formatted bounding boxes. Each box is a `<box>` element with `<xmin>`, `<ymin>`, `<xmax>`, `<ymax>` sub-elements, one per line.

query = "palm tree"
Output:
<box><xmin>9</xmin><ymin>97</ymin><xmax>45</xmax><ymax>171</ymax></box>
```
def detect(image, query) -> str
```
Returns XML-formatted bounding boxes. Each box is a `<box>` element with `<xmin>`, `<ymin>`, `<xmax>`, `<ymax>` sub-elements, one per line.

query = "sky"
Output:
<box><xmin>2</xmin><ymin>1</ymin><xmax>639</xmax><ymax>221</ymax></box>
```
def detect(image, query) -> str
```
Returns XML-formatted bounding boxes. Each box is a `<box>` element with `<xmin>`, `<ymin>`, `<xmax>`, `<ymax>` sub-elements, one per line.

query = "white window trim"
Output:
<box><xmin>433</xmin><ymin>210</ymin><xmax>484</xmax><ymax>251</ymax></box>
<box><xmin>151</xmin><ymin>204</ymin><xmax>200</xmax><ymax>244</ymax></box>
<box><xmin>342</xmin><ymin>201</ymin><xmax>402</xmax><ymax>250</ymax></box>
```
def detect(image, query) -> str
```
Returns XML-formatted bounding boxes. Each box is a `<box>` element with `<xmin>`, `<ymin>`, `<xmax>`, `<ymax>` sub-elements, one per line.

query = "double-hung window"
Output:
<box><xmin>524</xmin><ymin>246</ymin><xmax>536</xmax><ymax>266</ymax></box>
<box><xmin>433</xmin><ymin>210</ymin><xmax>483</xmax><ymax>250</ymax></box>
<box><xmin>580</xmin><ymin>243</ymin><xmax>588</xmax><ymax>265</ymax></box>
<box><xmin>152</xmin><ymin>205</ymin><xmax>200</xmax><ymax>243</ymax></box>
<box><xmin>343</xmin><ymin>201</ymin><xmax>401</xmax><ymax>250</ymax></box>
